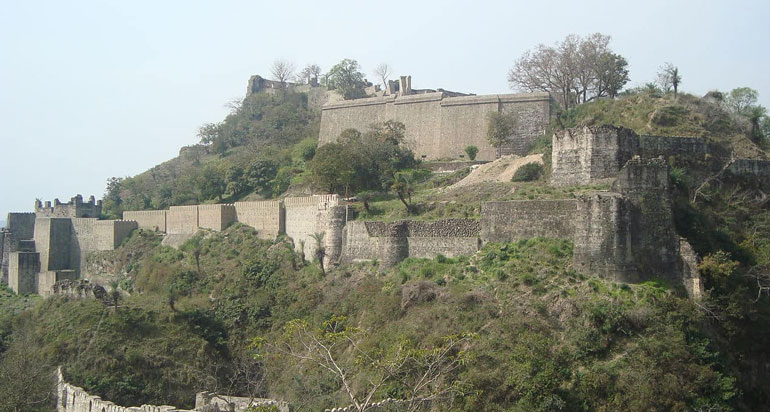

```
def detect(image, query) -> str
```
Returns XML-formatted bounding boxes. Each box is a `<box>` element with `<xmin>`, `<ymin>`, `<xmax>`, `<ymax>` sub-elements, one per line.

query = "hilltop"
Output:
<box><xmin>2</xmin><ymin>71</ymin><xmax>770</xmax><ymax>412</ymax></box>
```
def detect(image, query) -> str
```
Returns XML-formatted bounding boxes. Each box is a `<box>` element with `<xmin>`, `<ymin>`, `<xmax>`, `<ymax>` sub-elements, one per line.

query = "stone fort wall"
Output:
<box><xmin>480</xmin><ymin>200</ymin><xmax>577</xmax><ymax>243</ymax></box>
<box><xmin>57</xmin><ymin>368</ymin><xmax>291</xmax><ymax>412</ymax></box>
<box><xmin>340</xmin><ymin>219</ymin><xmax>481</xmax><ymax>267</ymax></box>
<box><xmin>319</xmin><ymin>92</ymin><xmax>551</xmax><ymax>161</ymax></box>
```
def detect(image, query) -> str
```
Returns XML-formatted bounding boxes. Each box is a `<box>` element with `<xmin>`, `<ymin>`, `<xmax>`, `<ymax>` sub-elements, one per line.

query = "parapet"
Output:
<box><xmin>35</xmin><ymin>194</ymin><xmax>102</xmax><ymax>218</ymax></box>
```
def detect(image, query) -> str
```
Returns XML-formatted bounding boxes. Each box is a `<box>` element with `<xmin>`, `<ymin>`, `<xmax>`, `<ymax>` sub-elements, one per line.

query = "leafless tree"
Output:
<box><xmin>268</xmin><ymin>316</ymin><xmax>475</xmax><ymax>412</ymax></box>
<box><xmin>298</xmin><ymin>64</ymin><xmax>322</xmax><ymax>85</ymax></box>
<box><xmin>507</xmin><ymin>33</ymin><xmax>629</xmax><ymax>109</ymax></box>
<box><xmin>0</xmin><ymin>329</ymin><xmax>57</xmax><ymax>412</ymax></box>
<box><xmin>373</xmin><ymin>63</ymin><xmax>392</xmax><ymax>90</ymax></box>
<box><xmin>657</xmin><ymin>62</ymin><xmax>682</xmax><ymax>96</ymax></box>
<box><xmin>270</xmin><ymin>59</ymin><xmax>296</xmax><ymax>88</ymax></box>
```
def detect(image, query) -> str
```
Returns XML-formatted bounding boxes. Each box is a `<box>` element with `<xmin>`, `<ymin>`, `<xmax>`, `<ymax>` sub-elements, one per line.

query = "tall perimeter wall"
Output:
<box><xmin>319</xmin><ymin>92</ymin><xmax>551</xmax><ymax>161</ymax></box>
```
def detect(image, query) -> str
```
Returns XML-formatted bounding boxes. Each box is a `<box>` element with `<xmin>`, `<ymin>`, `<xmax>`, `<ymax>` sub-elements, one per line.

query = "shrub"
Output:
<box><xmin>464</xmin><ymin>145</ymin><xmax>479</xmax><ymax>161</ymax></box>
<box><xmin>512</xmin><ymin>163</ymin><xmax>544</xmax><ymax>182</ymax></box>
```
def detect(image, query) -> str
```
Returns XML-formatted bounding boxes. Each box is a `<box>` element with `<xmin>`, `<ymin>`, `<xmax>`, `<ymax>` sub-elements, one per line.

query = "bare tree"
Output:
<box><xmin>266</xmin><ymin>316</ymin><xmax>475</xmax><ymax>412</ymax></box>
<box><xmin>373</xmin><ymin>63</ymin><xmax>392</xmax><ymax>90</ymax></box>
<box><xmin>298</xmin><ymin>64</ymin><xmax>322</xmax><ymax>85</ymax></box>
<box><xmin>657</xmin><ymin>62</ymin><xmax>682</xmax><ymax>96</ymax></box>
<box><xmin>507</xmin><ymin>33</ymin><xmax>629</xmax><ymax>109</ymax></box>
<box><xmin>270</xmin><ymin>59</ymin><xmax>296</xmax><ymax>88</ymax></box>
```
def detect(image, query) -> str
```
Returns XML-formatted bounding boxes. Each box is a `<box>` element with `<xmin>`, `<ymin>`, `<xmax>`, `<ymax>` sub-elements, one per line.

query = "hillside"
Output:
<box><xmin>2</xmin><ymin>84</ymin><xmax>770</xmax><ymax>412</ymax></box>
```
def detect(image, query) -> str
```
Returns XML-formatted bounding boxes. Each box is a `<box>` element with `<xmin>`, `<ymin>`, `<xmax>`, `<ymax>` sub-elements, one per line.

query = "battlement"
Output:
<box><xmin>35</xmin><ymin>194</ymin><xmax>102</xmax><ymax>218</ymax></box>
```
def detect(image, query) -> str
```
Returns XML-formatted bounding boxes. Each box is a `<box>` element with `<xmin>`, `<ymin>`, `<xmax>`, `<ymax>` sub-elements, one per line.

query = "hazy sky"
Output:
<box><xmin>1</xmin><ymin>0</ymin><xmax>768</xmax><ymax>217</ymax></box>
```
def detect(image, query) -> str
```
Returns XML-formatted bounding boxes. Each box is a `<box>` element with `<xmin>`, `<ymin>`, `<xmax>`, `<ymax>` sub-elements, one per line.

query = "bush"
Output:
<box><xmin>464</xmin><ymin>145</ymin><xmax>479</xmax><ymax>161</ymax></box>
<box><xmin>512</xmin><ymin>163</ymin><xmax>544</xmax><ymax>182</ymax></box>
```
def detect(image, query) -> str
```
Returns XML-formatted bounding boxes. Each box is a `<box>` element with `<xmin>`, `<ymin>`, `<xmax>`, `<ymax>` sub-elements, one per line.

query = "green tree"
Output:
<box><xmin>323</xmin><ymin>59</ymin><xmax>367</xmax><ymax>99</ymax></box>
<box><xmin>197</xmin><ymin>165</ymin><xmax>226</xmax><ymax>201</ymax></box>
<box><xmin>487</xmin><ymin>112</ymin><xmax>518</xmax><ymax>157</ymax></box>
<box><xmin>102</xmin><ymin>177</ymin><xmax>124</xmax><ymax>219</ymax></box>
<box><xmin>245</xmin><ymin>159</ymin><xmax>278</xmax><ymax>193</ymax></box>
<box><xmin>464</xmin><ymin>145</ymin><xmax>479</xmax><ymax>161</ymax></box>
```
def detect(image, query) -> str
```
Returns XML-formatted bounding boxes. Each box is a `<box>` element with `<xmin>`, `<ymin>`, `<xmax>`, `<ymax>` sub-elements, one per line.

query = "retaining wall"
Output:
<box><xmin>480</xmin><ymin>200</ymin><xmax>577</xmax><ymax>243</ymax></box>
<box><xmin>319</xmin><ymin>92</ymin><xmax>550</xmax><ymax>161</ymax></box>
<box><xmin>340</xmin><ymin>219</ymin><xmax>480</xmax><ymax>267</ymax></box>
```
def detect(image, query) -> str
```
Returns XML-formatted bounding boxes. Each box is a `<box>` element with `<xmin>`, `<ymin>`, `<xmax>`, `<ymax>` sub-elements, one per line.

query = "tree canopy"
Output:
<box><xmin>323</xmin><ymin>59</ymin><xmax>367</xmax><ymax>99</ymax></box>
<box><xmin>507</xmin><ymin>33</ymin><xmax>629</xmax><ymax>109</ymax></box>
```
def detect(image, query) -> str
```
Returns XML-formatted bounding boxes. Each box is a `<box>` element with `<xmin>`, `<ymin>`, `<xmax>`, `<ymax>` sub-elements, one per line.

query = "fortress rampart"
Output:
<box><xmin>319</xmin><ymin>83</ymin><xmax>551</xmax><ymax>161</ymax></box>
<box><xmin>57</xmin><ymin>367</ymin><xmax>292</xmax><ymax>412</ymax></box>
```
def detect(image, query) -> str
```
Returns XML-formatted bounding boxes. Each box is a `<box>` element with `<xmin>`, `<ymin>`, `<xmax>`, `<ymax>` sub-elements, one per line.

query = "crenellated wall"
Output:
<box><xmin>285</xmin><ymin>195</ymin><xmax>346</xmax><ymax>264</ymax></box>
<box><xmin>319</xmin><ymin>92</ymin><xmax>551</xmax><ymax>161</ymax></box>
<box><xmin>198</xmin><ymin>204</ymin><xmax>236</xmax><ymax>231</ymax></box>
<box><xmin>234</xmin><ymin>200</ymin><xmax>283</xmax><ymax>239</ymax></box>
<box><xmin>167</xmin><ymin>206</ymin><xmax>200</xmax><ymax>234</ymax></box>
<box><xmin>123</xmin><ymin>210</ymin><xmax>167</xmax><ymax>232</ymax></box>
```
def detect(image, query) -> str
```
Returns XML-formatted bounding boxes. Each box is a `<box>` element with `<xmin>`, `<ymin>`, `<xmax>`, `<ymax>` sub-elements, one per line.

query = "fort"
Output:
<box><xmin>2</xmin><ymin>125</ymin><xmax>738</xmax><ymax>299</ymax></box>
<box><xmin>318</xmin><ymin>76</ymin><xmax>552</xmax><ymax>161</ymax></box>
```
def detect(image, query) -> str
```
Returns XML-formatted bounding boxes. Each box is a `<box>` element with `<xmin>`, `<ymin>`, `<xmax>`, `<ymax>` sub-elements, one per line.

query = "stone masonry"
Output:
<box><xmin>319</xmin><ymin>76</ymin><xmax>551</xmax><ymax>161</ymax></box>
<box><xmin>0</xmin><ymin>195</ymin><xmax>137</xmax><ymax>296</ymax></box>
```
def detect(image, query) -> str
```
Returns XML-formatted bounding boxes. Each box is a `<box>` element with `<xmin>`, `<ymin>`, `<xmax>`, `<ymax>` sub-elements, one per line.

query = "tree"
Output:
<box><xmin>102</xmin><ymin>177</ymin><xmax>124</xmax><ymax>219</ymax></box>
<box><xmin>508</xmin><ymin>33</ymin><xmax>628</xmax><ymax>109</ymax></box>
<box><xmin>464</xmin><ymin>145</ymin><xmax>479</xmax><ymax>161</ymax></box>
<box><xmin>297</xmin><ymin>64</ymin><xmax>322</xmax><ymax>85</ymax></box>
<box><xmin>0</xmin><ymin>328</ymin><xmax>56</xmax><ymax>412</ymax></box>
<box><xmin>197</xmin><ymin>165</ymin><xmax>226</xmax><ymax>201</ymax></box>
<box><xmin>392</xmin><ymin>172</ymin><xmax>415</xmax><ymax>214</ymax></box>
<box><xmin>197</xmin><ymin>122</ymin><xmax>221</xmax><ymax>145</ymax></box>
<box><xmin>373</xmin><ymin>63</ymin><xmax>392</xmax><ymax>90</ymax></box>
<box><xmin>263</xmin><ymin>315</ymin><xmax>475</xmax><ymax>412</ymax></box>
<box><xmin>487</xmin><ymin>111</ymin><xmax>518</xmax><ymax>157</ymax></box>
<box><xmin>323</xmin><ymin>59</ymin><xmax>367</xmax><ymax>99</ymax></box>
<box><xmin>270</xmin><ymin>59</ymin><xmax>296</xmax><ymax>88</ymax></box>
<box><xmin>657</xmin><ymin>62</ymin><xmax>682</xmax><ymax>96</ymax></box>
<box><xmin>726</xmin><ymin>87</ymin><xmax>760</xmax><ymax>115</ymax></box>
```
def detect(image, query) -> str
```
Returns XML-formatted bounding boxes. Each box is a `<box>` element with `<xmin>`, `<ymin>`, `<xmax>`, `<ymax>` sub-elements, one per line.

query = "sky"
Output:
<box><xmin>1</xmin><ymin>0</ymin><xmax>769</xmax><ymax>218</ymax></box>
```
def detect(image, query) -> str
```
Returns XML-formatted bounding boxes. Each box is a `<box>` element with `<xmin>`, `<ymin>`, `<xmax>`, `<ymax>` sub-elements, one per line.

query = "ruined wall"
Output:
<box><xmin>38</xmin><ymin>270</ymin><xmax>77</xmax><ymax>297</ymax></box>
<box><xmin>679</xmin><ymin>238</ymin><xmax>703</xmax><ymax>299</ymax></box>
<box><xmin>573</xmin><ymin>192</ymin><xmax>638</xmax><ymax>282</ymax></box>
<box><xmin>123</xmin><ymin>210</ymin><xmax>167</xmax><ymax>232</ymax></box>
<box><xmin>198</xmin><ymin>204</ymin><xmax>236</xmax><ymax>231</ymax></box>
<box><xmin>57</xmin><ymin>368</ymin><xmax>194</xmax><ymax>412</ymax></box>
<box><xmin>340</xmin><ymin>219</ymin><xmax>480</xmax><ymax>267</ymax></box>
<box><xmin>195</xmin><ymin>392</ymin><xmax>292</xmax><ymax>412</ymax></box>
<box><xmin>612</xmin><ymin>156</ymin><xmax>680</xmax><ymax>281</ymax></box>
<box><xmin>550</xmin><ymin>126</ymin><xmax>638</xmax><ymax>186</ymax></box>
<box><xmin>36</xmin><ymin>195</ymin><xmax>102</xmax><ymax>218</ymax></box>
<box><xmin>167</xmin><ymin>205</ymin><xmax>199</xmax><ymax>234</ymax></box>
<box><xmin>8</xmin><ymin>252</ymin><xmax>40</xmax><ymax>294</ymax></box>
<box><xmin>57</xmin><ymin>368</ymin><xmax>290</xmax><ymax>412</ymax></box>
<box><xmin>638</xmin><ymin>134</ymin><xmax>709</xmax><ymax>157</ymax></box>
<box><xmin>234</xmin><ymin>200</ymin><xmax>284</xmax><ymax>239</ymax></box>
<box><xmin>727</xmin><ymin>159</ymin><xmax>770</xmax><ymax>177</ymax></box>
<box><xmin>319</xmin><ymin>92</ymin><xmax>550</xmax><ymax>161</ymax></box>
<box><xmin>480</xmin><ymin>200</ymin><xmax>577</xmax><ymax>243</ymax></box>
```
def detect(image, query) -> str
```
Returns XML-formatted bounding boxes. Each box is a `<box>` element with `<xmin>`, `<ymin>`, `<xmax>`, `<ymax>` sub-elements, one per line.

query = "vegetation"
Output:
<box><xmin>511</xmin><ymin>162</ymin><xmax>543</xmax><ymax>182</ymax></box>
<box><xmin>102</xmin><ymin>90</ymin><xmax>320</xmax><ymax>218</ymax></box>
<box><xmin>464</xmin><ymin>145</ymin><xmax>478</xmax><ymax>161</ymax></box>
<box><xmin>508</xmin><ymin>33</ymin><xmax>630</xmax><ymax>109</ymax></box>
<box><xmin>309</xmin><ymin>121</ymin><xmax>418</xmax><ymax>196</ymax></box>
<box><xmin>486</xmin><ymin>111</ymin><xmax>518</xmax><ymax>155</ymax></box>
<box><xmin>323</xmin><ymin>59</ymin><xmax>367</xmax><ymax>100</ymax></box>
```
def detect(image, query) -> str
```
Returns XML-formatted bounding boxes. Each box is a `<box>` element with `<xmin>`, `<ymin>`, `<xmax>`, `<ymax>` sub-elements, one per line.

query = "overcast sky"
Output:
<box><xmin>1</xmin><ymin>0</ymin><xmax>768</xmax><ymax>217</ymax></box>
